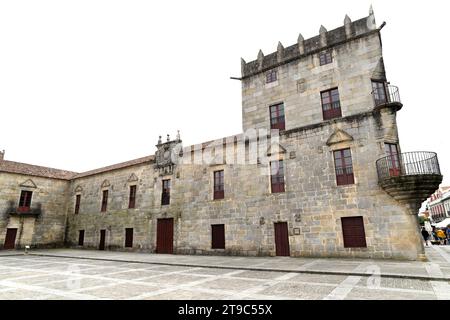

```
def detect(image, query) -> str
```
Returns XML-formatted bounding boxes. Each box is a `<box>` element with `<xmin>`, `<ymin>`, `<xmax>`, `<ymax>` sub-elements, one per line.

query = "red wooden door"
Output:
<box><xmin>211</xmin><ymin>224</ymin><xmax>225</xmax><ymax>249</ymax></box>
<box><xmin>4</xmin><ymin>228</ymin><xmax>18</xmax><ymax>250</ymax></box>
<box><xmin>157</xmin><ymin>218</ymin><xmax>174</xmax><ymax>254</ymax></box>
<box><xmin>341</xmin><ymin>217</ymin><xmax>367</xmax><ymax>248</ymax></box>
<box><xmin>274</xmin><ymin>222</ymin><xmax>290</xmax><ymax>256</ymax></box>
<box><xmin>99</xmin><ymin>230</ymin><xmax>106</xmax><ymax>251</ymax></box>
<box><xmin>125</xmin><ymin>228</ymin><xmax>133</xmax><ymax>248</ymax></box>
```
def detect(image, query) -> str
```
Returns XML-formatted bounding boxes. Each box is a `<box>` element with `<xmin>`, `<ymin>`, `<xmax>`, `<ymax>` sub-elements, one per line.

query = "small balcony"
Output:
<box><xmin>5</xmin><ymin>201</ymin><xmax>42</xmax><ymax>217</ymax></box>
<box><xmin>376</xmin><ymin>152</ymin><xmax>443</xmax><ymax>211</ymax></box>
<box><xmin>371</xmin><ymin>83</ymin><xmax>403</xmax><ymax>111</ymax></box>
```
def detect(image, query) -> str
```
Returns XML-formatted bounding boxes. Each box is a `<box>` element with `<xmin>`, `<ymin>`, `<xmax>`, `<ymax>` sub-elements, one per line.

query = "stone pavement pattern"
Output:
<box><xmin>0</xmin><ymin>246</ymin><xmax>449</xmax><ymax>300</ymax></box>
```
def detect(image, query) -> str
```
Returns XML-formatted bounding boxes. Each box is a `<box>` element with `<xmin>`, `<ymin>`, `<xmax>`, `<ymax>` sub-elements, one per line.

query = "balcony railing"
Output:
<box><xmin>376</xmin><ymin>151</ymin><xmax>441</xmax><ymax>182</ymax></box>
<box><xmin>5</xmin><ymin>201</ymin><xmax>42</xmax><ymax>217</ymax></box>
<box><xmin>371</xmin><ymin>84</ymin><xmax>401</xmax><ymax>108</ymax></box>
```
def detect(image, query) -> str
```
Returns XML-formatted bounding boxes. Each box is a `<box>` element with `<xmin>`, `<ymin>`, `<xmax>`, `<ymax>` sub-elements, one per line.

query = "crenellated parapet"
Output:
<box><xmin>241</xmin><ymin>7</ymin><xmax>378</xmax><ymax>79</ymax></box>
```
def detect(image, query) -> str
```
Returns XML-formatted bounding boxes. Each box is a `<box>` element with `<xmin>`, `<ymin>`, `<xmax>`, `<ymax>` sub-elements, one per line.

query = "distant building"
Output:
<box><xmin>426</xmin><ymin>187</ymin><xmax>450</xmax><ymax>223</ymax></box>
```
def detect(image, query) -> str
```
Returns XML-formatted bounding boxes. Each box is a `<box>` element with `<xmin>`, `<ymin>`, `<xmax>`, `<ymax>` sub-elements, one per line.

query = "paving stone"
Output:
<box><xmin>81</xmin><ymin>283</ymin><xmax>159</xmax><ymax>299</ymax></box>
<box><xmin>345</xmin><ymin>288</ymin><xmax>437</xmax><ymax>300</ymax></box>
<box><xmin>261</xmin><ymin>282</ymin><xmax>336</xmax><ymax>299</ymax></box>
<box><xmin>146</xmin><ymin>289</ymin><xmax>228</xmax><ymax>300</ymax></box>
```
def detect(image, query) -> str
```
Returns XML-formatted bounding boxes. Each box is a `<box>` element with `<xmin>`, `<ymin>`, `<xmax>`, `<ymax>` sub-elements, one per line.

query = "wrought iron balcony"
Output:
<box><xmin>376</xmin><ymin>152</ymin><xmax>443</xmax><ymax>212</ymax></box>
<box><xmin>5</xmin><ymin>201</ymin><xmax>42</xmax><ymax>217</ymax></box>
<box><xmin>371</xmin><ymin>84</ymin><xmax>402</xmax><ymax>110</ymax></box>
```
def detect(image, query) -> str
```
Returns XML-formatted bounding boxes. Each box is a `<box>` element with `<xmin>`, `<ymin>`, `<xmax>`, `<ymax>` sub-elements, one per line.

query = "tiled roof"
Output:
<box><xmin>0</xmin><ymin>155</ymin><xmax>155</xmax><ymax>180</ymax></box>
<box><xmin>0</xmin><ymin>160</ymin><xmax>77</xmax><ymax>180</ymax></box>
<box><xmin>72</xmin><ymin>155</ymin><xmax>155</xmax><ymax>179</ymax></box>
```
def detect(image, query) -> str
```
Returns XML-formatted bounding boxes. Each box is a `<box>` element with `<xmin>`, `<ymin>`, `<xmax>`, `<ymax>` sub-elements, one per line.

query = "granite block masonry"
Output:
<box><xmin>0</xmin><ymin>8</ymin><xmax>443</xmax><ymax>260</ymax></box>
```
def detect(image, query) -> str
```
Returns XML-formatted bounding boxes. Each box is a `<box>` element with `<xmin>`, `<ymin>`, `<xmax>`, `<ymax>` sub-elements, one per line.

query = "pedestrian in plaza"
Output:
<box><xmin>446</xmin><ymin>225</ymin><xmax>450</xmax><ymax>245</ymax></box>
<box><xmin>436</xmin><ymin>228</ymin><xmax>446</xmax><ymax>245</ymax></box>
<box><xmin>421</xmin><ymin>227</ymin><xmax>430</xmax><ymax>247</ymax></box>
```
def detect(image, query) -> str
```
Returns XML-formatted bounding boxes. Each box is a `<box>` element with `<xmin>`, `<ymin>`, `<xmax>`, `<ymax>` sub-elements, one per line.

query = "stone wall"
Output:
<box><xmin>241</xmin><ymin>31</ymin><xmax>385</xmax><ymax>132</ymax></box>
<box><xmin>0</xmin><ymin>173</ymin><xmax>70</xmax><ymax>249</ymax></box>
<box><xmin>61</xmin><ymin>106</ymin><xmax>424</xmax><ymax>260</ymax></box>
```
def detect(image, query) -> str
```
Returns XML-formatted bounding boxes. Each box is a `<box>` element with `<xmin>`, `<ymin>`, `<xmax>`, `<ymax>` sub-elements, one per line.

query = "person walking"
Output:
<box><xmin>421</xmin><ymin>227</ymin><xmax>430</xmax><ymax>247</ymax></box>
<box><xmin>436</xmin><ymin>228</ymin><xmax>446</xmax><ymax>245</ymax></box>
<box><xmin>446</xmin><ymin>225</ymin><xmax>450</xmax><ymax>245</ymax></box>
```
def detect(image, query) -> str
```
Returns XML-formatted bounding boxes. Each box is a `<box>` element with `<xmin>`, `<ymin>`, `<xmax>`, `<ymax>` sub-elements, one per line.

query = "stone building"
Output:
<box><xmin>0</xmin><ymin>8</ymin><xmax>443</xmax><ymax>260</ymax></box>
<box><xmin>426</xmin><ymin>187</ymin><xmax>450</xmax><ymax>223</ymax></box>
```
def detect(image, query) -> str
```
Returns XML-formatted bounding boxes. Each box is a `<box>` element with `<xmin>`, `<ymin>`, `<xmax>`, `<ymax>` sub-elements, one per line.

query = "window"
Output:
<box><xmin>341</xmin><ymin>217</ymin><xmax>367</xmax><ymax>248</ymax></box>
<box><xmin>321</xmin><ymin>88</ymin><xmax>342</xmax><ymax>120</ymax></box>
<box><xmin>128</xmin><ymin>185</ymin><xmax>137</xmax><ymax>209</ymax></box>
<box><xmin>372</xmin><ymin>80</ymin><xmax>388</xmax><ymax>106</ymax></box>
<box><xmin>213</xmin><ymin>170</ymin><xmax>224</xmax><ymax>200</ymax></box>
<box><xmin>270</xmin><ymin>103</ymin><xmax>285</xmax><ymax>131</ymax></box>
<box><xmin>74</xmin><ymin>195</ymin><xmax>81</xmax><ymax>214</ymax></box>
<box><xmin>161</xmin><ymin>179</ymin><xmax>171</xmax><ymax>206</ymax></box>
<box><xmin>266</xmin><ymin>69</ymin><xmax>277</xmax><ymax>83</ymax></box>
<box><xmin>18</xmin><ymin>191</ymin><xmax>33</xmax><ymax>212</ymax></box>
<box><xmin>333</xmin><ymin>149</ymin><xmax>355</xmax><ymax>186</ymax></box>
<box><xmin>125</xmin><ymin>228</ymin><xmax>133</xmax><ymax>248</ymax></box>
<box><xmin>319</xmin><ymin>51</ymin><xmax>332</xmax><ymax>66</ymax></box>
<box><xmin>78</xmin><ymin>230</ymin><xmax>85</xmax><ymax>246</ymax></box>
<box><xmin>211</xmin><ymin>224</ymin><xmax>225</xmax><ymax>249</ymax></box>
<box><xmin>101</xmin><ymin>190</ymin><xmax>108</xmax><ymax>212</ymax></box>
<box><xmin>270</xmin><ymin>160</ymin><xmax>285</xmax><ymax>193</ymax></box>
<box><xmin>385</xmin><ymin>143</ymin><xmax>401</xmax><ymax>177</ymax></box>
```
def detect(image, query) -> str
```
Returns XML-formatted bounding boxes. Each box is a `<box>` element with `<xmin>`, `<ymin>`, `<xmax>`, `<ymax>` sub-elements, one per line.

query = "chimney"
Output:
<box><xmin>0</xmin><ymin>150</ymin><xmax>4</xmax><ymax>160</ymax></box>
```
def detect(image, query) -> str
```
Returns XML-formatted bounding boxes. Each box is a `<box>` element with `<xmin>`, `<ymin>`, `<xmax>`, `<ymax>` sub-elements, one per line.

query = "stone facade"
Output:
<box><xmin>0</xmin><ymin>173</ymin><xmax>70</xmax><ymax>249</ymax></box>
<box><xmin>0</xmin><ymin>9</ymin><xmax>442</xmax><ymax>260</ymax></box>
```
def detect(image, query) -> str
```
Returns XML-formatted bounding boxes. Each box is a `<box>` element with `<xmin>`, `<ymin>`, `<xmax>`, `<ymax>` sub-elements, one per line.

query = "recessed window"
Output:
<box><xmin>321</xmin><ymin>88</ymin><xmax>342</xmax><ymax>120</ymax></box>
<box><xmin>334</xmin><ymin>149</ymin><xmax>355</xmax><ymax>186</ymax></box>
<box><xmin>161</xmin><ymin>179</ymin><xmax>171</xmax><ymax>206</ymax></box>
<box><xmin>213</xmin><ymin>170</ymin><xmax>224</xmax><ymax>200</ymax></box>
<box><xmin>18</xmin><ymin>190</ymin><xmax>33</xmax><ymax>212</ymax></box>
<box><xmin>211</xmin><ymin>224</ymin><xmax>225</xmax><ymax>249</ymax></box>
<box><xmin>125</xmin><ymin>228</ymin><xmax>133</xmax><ymax>248</ymax></box>
<box><xmin>266</xmin><ymin>69</ymin><xmax>277</xmax><ymax>83</ymax></box>
<box><xmin>101</xmin><ymin>190</ymin><xmax>108</xmax><ymax>212</ymax></box>
<box><xmin>341</xmin><ymin>217</ymin><xmax>367</xmax><ymax>248</ymax></box>
<box><xmin>384</xmin><ymin>143</ymin><xmax>400</xmax><ymax>177</ymax></box>
<box><xmin>270</xmin><ymin>160</ymin><xmax>285</xmax><ymax>193</ymax></box>
<box><xmin>270</xmin><ymin>103</ymin><xmax>285</xmax><ymax>131</ymax></box>
<box><xmin>128</xmin><ymin>185</ymin><xmax>137</xmax><ymax>209</ymax></box>
<box><xmin>74</xmin><ymin>194</ymin><xmax>81</xmax><ymax>214</ymax></box>
<box><xmin>319</xmin><ymin>51</ymin><xmax>333</xmax><ymax>66</ymax></box>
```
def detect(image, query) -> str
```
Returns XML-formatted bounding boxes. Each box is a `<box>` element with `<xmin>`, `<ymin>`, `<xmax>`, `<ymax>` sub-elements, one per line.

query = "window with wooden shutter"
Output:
<box><xmin>333</xmin><ymin>149</ymin><xmax>355</xmax><ymax>186</ymax></box>
<box><xmin>211</xmin><ymin>224</ymin><xmax>225</xmax><ymax>249</ymax></box>
<box><xmin>319</xmin><ymin>51</ymin><xmax>333</xmax><ymax>66</ymax></box>
<box><xmin>161</xmin><ymin>179</ymin><xmax>171</xmax><ymax>206</ymax></box>
<box><xmin>125</xmin><ymin>228</ymin><xmax>133</xmax><ymax>248</ymax></box>
<box><xmin>101</xmin><ymin>190</ymin><xmax>108</xmax><ymax>212</ymax></box>
<box><xmin>372</xmin><ymin>80</ymin><xmax>388</xmax><ymax>106</ymax></box>
<box><xmin>270</xmin><ymin>160</ymin><xmax>285</xmax><ymax>193</ymax></box>
<box><xmin>270</xmin><ymin>103</ymin><xmax>285</xmax><ymax>131</ymax></box>
<box><xmin>18</xmin><ymin>190</ymin><xmax>33</xmax><ymax>212</ymax></box>
<box><xmin>213</xmin><ymin>170</ymin><xmax>224</xmax><ymax>200</ymax></box>
<box><xmin>341</xmin><ymin>217</ymin><xmax>367</xmax><ymax>248</ymax></box>
<box><xmin>384</xmin><ymin>143</ymin><xmax>401</xmax><ymax>177</ymax></box>
<box><xmin>74</xmin><ymin>195</ymin><xmax>81</xmax><ymax>214</ymax></box>
<box><xmin>78</xmin><ymin>230</ymin><xmax>85</xmax><ymax>246</ymax></box>
<box><xmin>321</xmin><ymin>88</ymin><xmax>342</xmax><ymax>120</ymax></box>
<box><xmin>266</xmin><ymin>69</ymin><xmax>277</xmax><ymax>83</ymax></box>
<box><xmin>128</xmin><ymin>185</ymin><xmax>137</xmax><ymax>209</ymax></box>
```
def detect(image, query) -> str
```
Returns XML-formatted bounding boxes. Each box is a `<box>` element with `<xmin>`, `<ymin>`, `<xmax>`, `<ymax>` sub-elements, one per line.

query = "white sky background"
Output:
<box><xmin>0</xmin><ymin>0</ymin><xmax>449</xmax><ymax>185</ymax></box>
